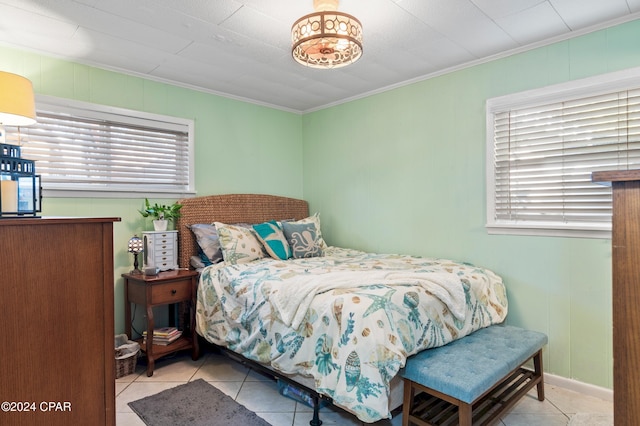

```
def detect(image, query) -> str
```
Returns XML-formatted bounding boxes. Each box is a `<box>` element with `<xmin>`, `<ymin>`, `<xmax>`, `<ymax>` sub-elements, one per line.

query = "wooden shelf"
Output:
<box><xmin>407</xmin><ymin>368</ymin><xmax>539</xmax><ymax>426</ymax></box>
<box><xmin>135</xmin><ymin>336</ymin><xmax>193</xmax><ymax>357</ymax></box>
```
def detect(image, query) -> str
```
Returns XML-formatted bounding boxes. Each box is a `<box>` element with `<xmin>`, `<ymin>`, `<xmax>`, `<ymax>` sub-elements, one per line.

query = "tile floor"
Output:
<box><xmin>115</xmin><ymin>350</ymin><xmax>614</xmax><ymax>426</ymax></box>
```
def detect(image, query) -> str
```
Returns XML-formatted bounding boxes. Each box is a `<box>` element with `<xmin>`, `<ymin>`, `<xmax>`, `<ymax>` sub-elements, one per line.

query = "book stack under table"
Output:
<box><xmin>143</xmin><ymin>327</ymin><xmax>182</xmax><ymax>345</ymax></box>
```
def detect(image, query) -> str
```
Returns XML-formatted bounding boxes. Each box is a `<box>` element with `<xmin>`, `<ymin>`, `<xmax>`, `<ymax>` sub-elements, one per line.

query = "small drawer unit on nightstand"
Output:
<box><xmin>142</xmin><ymin>230</ymin><xmax>178</xmax><ymax>271</ymax></box>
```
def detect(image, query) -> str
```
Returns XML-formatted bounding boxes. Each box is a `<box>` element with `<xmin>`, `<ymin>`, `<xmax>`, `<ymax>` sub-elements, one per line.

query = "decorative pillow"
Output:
<box><xmin>214</xmin><ymin>222</ymin><xmax>266</xmax><ymax>264</ymax></box>
<box><xmin>252</xmin><ymin>220</ymin><xmax>291</xmax><ymax>260</ymax></box>
<box><xmin>292</xmin><ymin>213</ymin><xmax>327</xmax><ymax>249</ymax></box>
<box><xmin>282</xmin><ymin>221</ymin><xmax>324</xmax><ymax>258</ymax></box>
<box><xmin>198</xmin><ymin>250</ymin><xmax>213</xmax><ymax>267</ymax></box>
<box><xmin>189</xmin><ymin>223</ymin><xmax>223</xmax><ymax>264</ymax></box>
<box><xmin>190</xmin><ymin>255</ymin><xmax>207</xmax><ymax>270</ymax></box>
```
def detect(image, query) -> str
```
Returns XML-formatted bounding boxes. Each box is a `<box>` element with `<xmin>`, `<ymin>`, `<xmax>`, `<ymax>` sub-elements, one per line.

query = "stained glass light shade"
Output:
<box><xmin>128</xmin><ymin>235</ymin><xmax>144</xmax><ymax>274</ymax></box>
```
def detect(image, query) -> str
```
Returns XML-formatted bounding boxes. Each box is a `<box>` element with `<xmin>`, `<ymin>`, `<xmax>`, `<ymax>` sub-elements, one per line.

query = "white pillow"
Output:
<box><xmin>214</xmin><ymin>222</ymin><xmax>266</xmax><ymax>264</ymax></box>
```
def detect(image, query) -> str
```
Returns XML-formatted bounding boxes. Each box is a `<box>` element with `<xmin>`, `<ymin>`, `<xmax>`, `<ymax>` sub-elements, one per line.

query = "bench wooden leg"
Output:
<box><xmin>458</xmin><ymin>403</ymin><xmax>472</xmax><ymax>426</ymax></box>
<box><xmin>534</xmin><ymin>349</ymin><xmax>545</xmax><ymax>401</ymax></box>
<box><xmin>402</xmin><ymin>379</ymin><xmax>414</xmax><ymax>426</ymax></box>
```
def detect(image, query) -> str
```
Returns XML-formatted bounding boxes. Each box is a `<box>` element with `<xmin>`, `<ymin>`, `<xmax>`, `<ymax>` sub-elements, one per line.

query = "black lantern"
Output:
<box><xmin>0</xmin><ymin>144</ymin><xmax>41</xmax><ymax>218</ymax></box>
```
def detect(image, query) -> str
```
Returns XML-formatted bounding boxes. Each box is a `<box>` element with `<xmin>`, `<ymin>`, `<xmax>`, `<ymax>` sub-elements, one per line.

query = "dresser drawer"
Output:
<box><xmin>153</xmin><ymin>242</ymin><xmax>175</xmax><ymax>251</ymax></box>
<box><xmin>151</xmin><ymin>249</ymin><xmax>175</xmax><ymax>270</ymax></box>
<box><xmin>152</xmin><ymin>247</ymin><xmax>174</xmax><ymax>257</ymax></box>
<box><xmin>150</xmin><ymin>281</ymin><xmax>191</xmax><ymax>304</ymax></box>
<box><xmin>152</xmin><ymin>235</ymin><xmax>175</xmax><ymax>247</ymax></box>
<box><xmin>155</xmin><ymin>259</ymin><xmax>175</xmax><ymax>270</ymax></box>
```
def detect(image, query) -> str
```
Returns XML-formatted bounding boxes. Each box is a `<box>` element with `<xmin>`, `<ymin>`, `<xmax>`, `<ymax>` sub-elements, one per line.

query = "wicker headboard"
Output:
<box><xmin>176</xmin><ymin>193</ymin><xmax>309</xmax><ymax>268</ymax></box>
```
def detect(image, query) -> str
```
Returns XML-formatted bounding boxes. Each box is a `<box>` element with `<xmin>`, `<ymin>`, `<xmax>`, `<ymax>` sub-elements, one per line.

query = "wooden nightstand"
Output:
<box><xmin>123</xmin><ymin>269</ymin><xmax>200</xmax><ymax>376</ymax></box>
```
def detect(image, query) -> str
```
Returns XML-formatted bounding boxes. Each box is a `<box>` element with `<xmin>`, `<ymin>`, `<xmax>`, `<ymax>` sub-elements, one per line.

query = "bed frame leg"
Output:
<box><xmin>309</xmin><ymin>394</ymin><xmax>323</xmax><ymax>426</ymax></box>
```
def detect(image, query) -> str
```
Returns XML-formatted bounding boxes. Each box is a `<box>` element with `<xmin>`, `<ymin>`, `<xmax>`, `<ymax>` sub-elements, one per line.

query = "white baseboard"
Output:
<box><xmin>544</xmin><ymin>373</ymin><xmax>613</xmax><ymax>402</ymax></box>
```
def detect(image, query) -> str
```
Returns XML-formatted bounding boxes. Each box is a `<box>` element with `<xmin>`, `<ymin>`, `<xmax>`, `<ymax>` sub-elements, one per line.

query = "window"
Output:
<box><xmin>4</xmin><ymin>95</ymin><xmax>194</xmax><ymax>198</ymax></box>
<box><xmin>486</xmin><ymin>68</ymin><xmax>640</xmax><ymax>238</ymax></box>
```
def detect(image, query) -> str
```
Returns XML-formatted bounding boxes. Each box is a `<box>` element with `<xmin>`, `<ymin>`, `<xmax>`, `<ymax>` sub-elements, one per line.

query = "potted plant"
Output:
<box><xmin>138</xmin><ymin>198</ymin><xmax>183</xmax><ymax>231</ymax></box>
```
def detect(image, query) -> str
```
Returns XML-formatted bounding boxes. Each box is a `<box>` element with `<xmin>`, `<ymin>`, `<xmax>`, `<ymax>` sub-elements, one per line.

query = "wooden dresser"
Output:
<box><xmin>592</xmin><ymin>170</ymin><xmax>640</xmax><ymax>426</ymax></box>
<box><xmin>0</xmin><ymin>217</ymin><xmax>120</xmax><ymax>426</ymax></box>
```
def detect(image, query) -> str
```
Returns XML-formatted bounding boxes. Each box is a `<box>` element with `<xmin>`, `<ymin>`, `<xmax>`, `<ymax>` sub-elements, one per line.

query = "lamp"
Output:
<box><xmin>292</xmin><ymin>0</ymin><xmax>362</xmax><ymax>69</ymax></box>
<box><xmin>128</xmin><ymin>235</ymin><xmax>144</xmax><ymax>274</ymax></box>
<box><xmin>0</xmin><ymin>71</ymin><xmax>40</xmax><ymax>218</ymax></box>
<box><xmin>0</xmin><ymin>71</ymin><xmax>37</xmax><ymax>142</ymax></box>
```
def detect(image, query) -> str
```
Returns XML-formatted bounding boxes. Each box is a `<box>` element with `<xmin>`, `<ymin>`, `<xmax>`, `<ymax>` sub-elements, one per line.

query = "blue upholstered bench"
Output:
<box><xmin>400</xmin><ymin>325</ymin><xmax>548</xmax><ymax>426</ymax></box>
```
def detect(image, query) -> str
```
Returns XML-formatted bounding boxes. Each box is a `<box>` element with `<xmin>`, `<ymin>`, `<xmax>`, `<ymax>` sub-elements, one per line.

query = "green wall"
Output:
<box><xmin>303</xmin><ymin>20</ymin><xmax>640</xmax><ymax>389</ymax></box>
<box><xmin>3</xmin><ymin>17</ymin><xmax>640</xmax><ymax>391</ymax></box>
<box><xmin>0</xmin><ymin>46</ymin><xmax>304</xmax><ymax>336</ymax></box>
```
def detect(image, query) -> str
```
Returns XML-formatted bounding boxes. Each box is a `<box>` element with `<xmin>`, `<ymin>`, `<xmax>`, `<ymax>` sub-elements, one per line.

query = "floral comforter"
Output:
<box><xmin>195</xmin><ymin>247</ymin><xmax>508</xmax><ymax>423</ymax></box>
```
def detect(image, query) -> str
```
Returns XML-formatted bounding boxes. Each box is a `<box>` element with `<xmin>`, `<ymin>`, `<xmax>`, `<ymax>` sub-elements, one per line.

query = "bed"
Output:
<box><xmin>176</xmin><ymin>194</ymin><xmax>508</xmax><ymax>424</ymax></box>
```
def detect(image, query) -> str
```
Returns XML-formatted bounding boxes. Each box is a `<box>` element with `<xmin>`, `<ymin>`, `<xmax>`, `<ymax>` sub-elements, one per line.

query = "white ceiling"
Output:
<box><xmin>1</xmin><ymin>0</ymin><xmax>639</xmax><ymax>113</ymax></box>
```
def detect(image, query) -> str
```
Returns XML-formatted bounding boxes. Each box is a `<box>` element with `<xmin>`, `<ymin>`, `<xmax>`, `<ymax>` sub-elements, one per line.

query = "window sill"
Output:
<box><xmin>486</xmin><ymin>223</ymin><xmax>611</xmax><ymax>239</ymax></box>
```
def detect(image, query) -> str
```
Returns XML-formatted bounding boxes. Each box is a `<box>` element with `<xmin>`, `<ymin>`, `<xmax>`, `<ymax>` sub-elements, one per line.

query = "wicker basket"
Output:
<box><xmin>115</xmin><ymin>335</ymin><xmax>140</xmax><ymax>379</ymax></box>
<box><xmin>115</xmin><ymin>347</ymin><xmax>139</xmax><ymax>379</ymax></box>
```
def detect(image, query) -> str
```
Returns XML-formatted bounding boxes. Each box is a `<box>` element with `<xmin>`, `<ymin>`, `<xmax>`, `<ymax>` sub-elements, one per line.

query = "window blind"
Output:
<box><xmin>488</xmin><ymin>85</ymin><xmax>640</xmax><ymax>236</ymax></box>
<box><xmin>5</xmin><ymin>100</ymin><xmax>192</xmax><ymax>195</ymax></box>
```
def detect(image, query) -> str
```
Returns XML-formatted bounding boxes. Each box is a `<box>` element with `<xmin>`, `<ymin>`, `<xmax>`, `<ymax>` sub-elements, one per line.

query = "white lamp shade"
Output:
<box><xmin>0</xmin><ymin>71</ymin><xmax>36</xmax><ymax>126</ymax></box>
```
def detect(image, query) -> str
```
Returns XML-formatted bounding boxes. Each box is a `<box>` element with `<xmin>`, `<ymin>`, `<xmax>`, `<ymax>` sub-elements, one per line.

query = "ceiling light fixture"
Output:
<box><xmin>291</xmin><ymin>0</ymin><xmax>363</xmax><ymax>69</ymax></box>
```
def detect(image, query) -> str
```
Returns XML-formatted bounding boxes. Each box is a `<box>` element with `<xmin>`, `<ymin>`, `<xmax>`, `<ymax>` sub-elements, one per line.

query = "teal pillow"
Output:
<box><xmin>282</xmin><ymin>221</ymin><xmax>324</xmax><ymax>258</ymax></box>
<box><xmin>252</xmin><ymin>220</ymin><xmax>292</xmax><ymax>260</ymax></box>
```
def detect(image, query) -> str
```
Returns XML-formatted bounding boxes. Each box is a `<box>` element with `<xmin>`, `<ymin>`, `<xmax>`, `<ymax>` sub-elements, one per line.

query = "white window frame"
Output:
<box><xmin>486</xmin><ymin>66</ymin><xmax>640</xmax><ymax>239</ymax></box>
<box><xmin>6</xmin><ymin>95</ymin><xmax>195</xmax><ymax>199</ymax></box>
